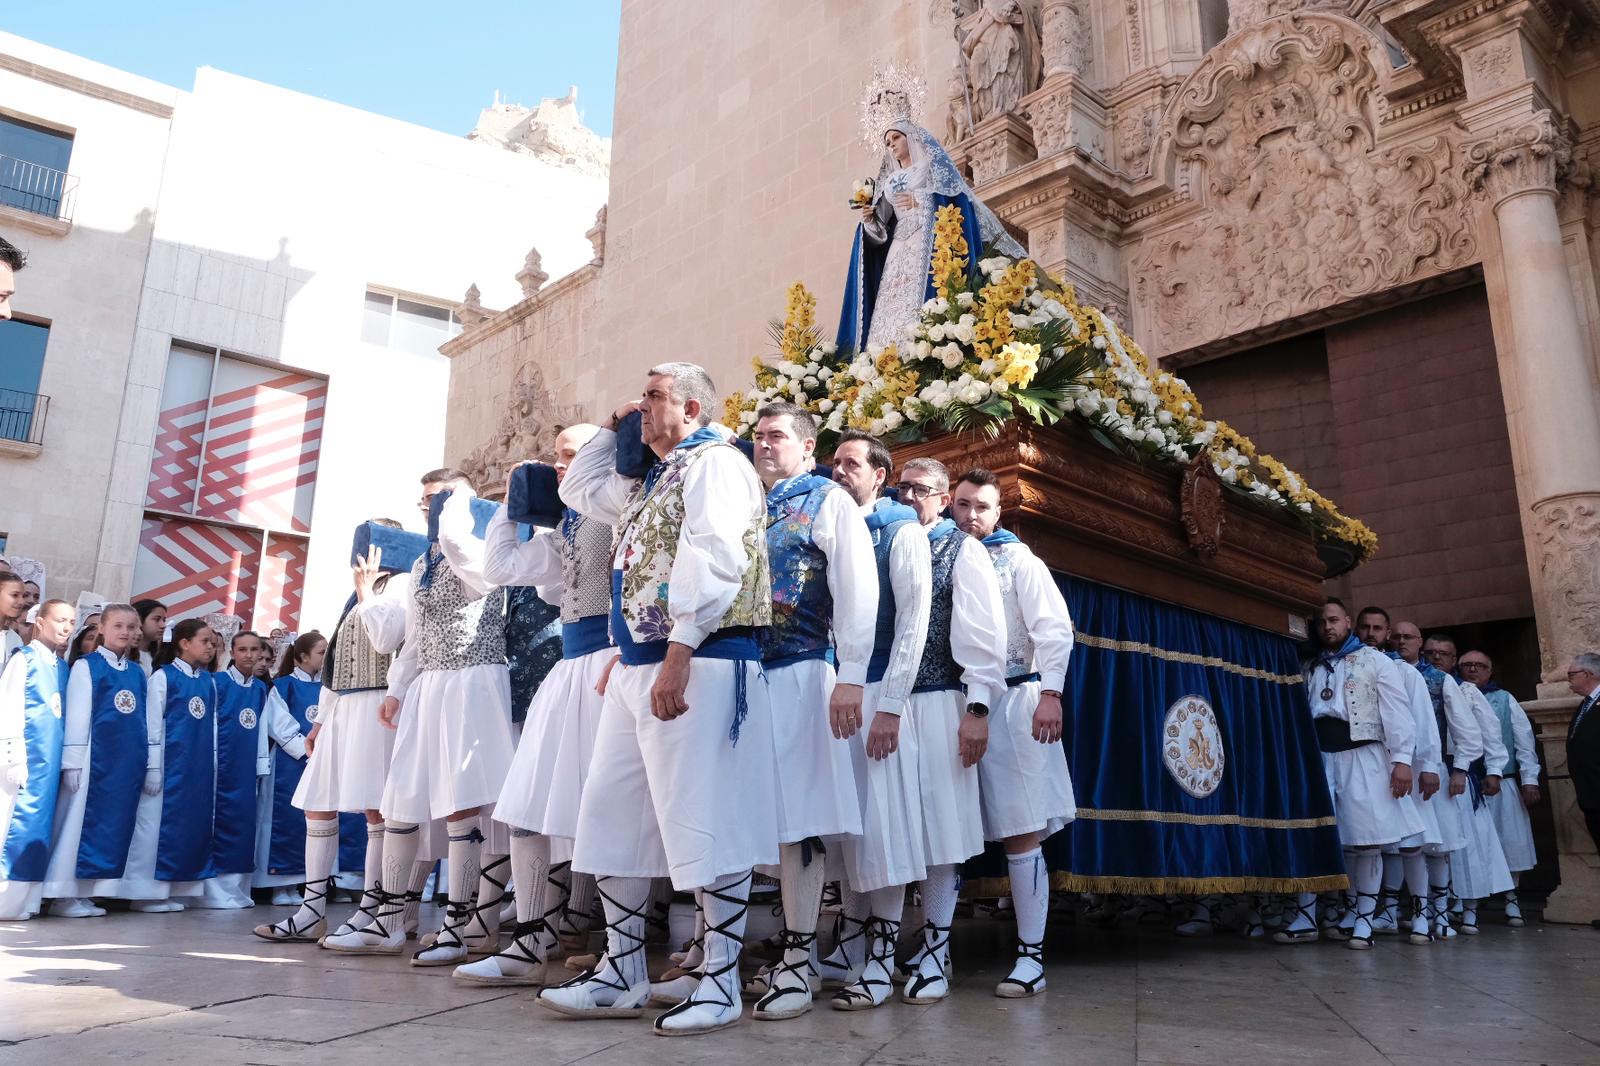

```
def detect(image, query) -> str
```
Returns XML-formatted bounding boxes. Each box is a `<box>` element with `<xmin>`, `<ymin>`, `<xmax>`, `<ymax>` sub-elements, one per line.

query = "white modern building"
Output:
<box><xmin>0</xmin><ymin>31</ymin><xmax>608</xmax><ymax>633</ymax></box>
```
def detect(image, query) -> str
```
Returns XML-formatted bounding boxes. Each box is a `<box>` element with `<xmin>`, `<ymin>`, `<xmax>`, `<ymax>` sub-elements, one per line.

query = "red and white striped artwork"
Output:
<box><xmin>131</xmin><ymin>516</ymin><xmax>260</xmax><ymax>621</ymax></box>
<box><xmin>137</xmin><ymin>349</ymin><xmax>324</xmax><ymax>632</ymax></box>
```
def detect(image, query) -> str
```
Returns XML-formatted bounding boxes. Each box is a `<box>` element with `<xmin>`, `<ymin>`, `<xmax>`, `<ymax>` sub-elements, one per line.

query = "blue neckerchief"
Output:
<box><xmin>926</xmin><ymin>517</ymin><xmax>958</xmax><ymax>542</ymax></box>
<box><xmin>982</xmin><ymin>527</ymin><xmax>1020</xmax><ymax>547</ymax></box>
<box><xmin>559</xmin><ymin>506</ymin><xmax>582</xmax><ymax>541</ymax></box>
<box><xmin>864</xmin><ymin>499</ymin><xmax>918</xmax><ymax>530</ymax></box>
<box><xmin>1313</xmin><ymin>633</ymin><xmax>1364</xmax><ymax>669</ymax></box>
<box><xmin>643</xmin><ymin>426</ymin><xmax>725</xmax><ymax>493</ymax></box>
<box><xmin>766</xmin><ymin>471</ymin><xmax>831</xmax><ymax>507</ymax></box>
<box><xmin>1480</xmin><ymin>680</ymin><xmax>1501</xmax><ymax>694</ymax></box>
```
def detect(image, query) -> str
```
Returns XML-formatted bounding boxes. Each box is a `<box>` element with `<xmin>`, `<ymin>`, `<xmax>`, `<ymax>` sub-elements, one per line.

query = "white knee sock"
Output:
<box><xmin>289</xmin><ymin>819</ymin><xmax>339</xmax><ymax>927</ymax></box>
<box><xmin>569</xmin><ymin>871</ymin><xmax>597</xmax><ymax>927</ymax></box>
<box><xmin>510</xmin><ymin>831</ymin><xmax>550</xmax><ymax>925</ymax></box>
<box><xmin>362</xmin><ymin>822</ymin><xmax>385</xmax><ymax>894</ymax></box>
<box><xmin>918</xmin><ymin>864</ymin><xmax>959</xmax><ymax>972</ymax></box>
<box><xmin>1380</xmin><ymin>852</ymin><xmax>1403</xmax><ymax>896</ymax></box>
<box><xmin>446</xmin><ymin>816</ymin><xmax>483</xmax><ymax>907</ymax></box>
<box><xmin>779</xmin><ymin>841</ymin><xmax>826</xmax><ymax>940</ymax></box>
<box><xmin>1007</xmin><ymin>847</ymin><xmax>1048</xmax><ymax>956</ymax></box>
<box><xmin>822</xmin><ymin>884</ymin><xmax>870</xmax><ymax>976</ymax></box>
<box><xmin>597</xmin><ymin>875</ymin><xmax>651</xmax><ymax>990</ymax></box>
<box><xmin>375</xmin><ymin>821</ymin><xmax>423</xmax><ymax>930</ymax></box>
<box><xmin>1350</xmin><ymin>850</ymin><xmax>1381</xmax><ymax>935</ymax></box>
<box><xmin>509</xmin><ymin>830</ymin><xmax>549</xmax><ymax>955</ymax></box>
<box><xmin>473</xmin><ymin>850</ymin><xmax>508</xmax><ymax>938</ymax></box>
<box><xmin>696</xmin><ymin>870</ymin><xmax>752</xmax><ymax>1004</ymax></box>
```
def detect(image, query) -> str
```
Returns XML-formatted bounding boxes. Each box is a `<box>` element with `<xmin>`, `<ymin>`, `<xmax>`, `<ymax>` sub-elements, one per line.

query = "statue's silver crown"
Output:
<box><xmin>859</xmin><ymin>61</ymin><xmax>927</xmax><ymax>152</ymax></box>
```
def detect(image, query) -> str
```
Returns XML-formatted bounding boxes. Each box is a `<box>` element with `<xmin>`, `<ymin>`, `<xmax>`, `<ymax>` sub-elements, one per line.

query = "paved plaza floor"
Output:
<box><xmin>2</xmin><ymin>901</ymin><xmax>1597</xmax><ymax>1065</ymax></box>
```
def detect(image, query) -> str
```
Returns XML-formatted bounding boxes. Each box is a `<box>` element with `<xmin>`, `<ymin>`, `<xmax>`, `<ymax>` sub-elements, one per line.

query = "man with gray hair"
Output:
<box><xmin>1458</xmin><ymin>649</ymin><xmax>1541</xmax><ymax>927</ymax></box>
<box><xmin>891</xmin><ymin>455</ymin><xmax>1005</xmax><ymax>1004</ymax></box>
<box><xmin>540</xmin><ymin>362</ymin><xmax>778</xmax><ymax>1035</ymax></box>
<box><xmin>1567</xmin><ymin>652</ymin><xmax>1600</xmax><ymax>927</ymax></box>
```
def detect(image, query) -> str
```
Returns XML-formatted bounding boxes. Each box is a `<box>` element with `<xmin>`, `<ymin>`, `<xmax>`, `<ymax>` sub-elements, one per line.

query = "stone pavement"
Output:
<box><xmin>2</xmin><ymin>903</ymin><xmax>1598</xmax><ymax>1065</ymax></box>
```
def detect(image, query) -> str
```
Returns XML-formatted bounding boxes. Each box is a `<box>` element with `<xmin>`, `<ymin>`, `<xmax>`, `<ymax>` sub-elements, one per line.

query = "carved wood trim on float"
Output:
<box><xmin>887</xmin><ymin>421</ymin><xmax>1325</xmax><ymax>636</ymax></box>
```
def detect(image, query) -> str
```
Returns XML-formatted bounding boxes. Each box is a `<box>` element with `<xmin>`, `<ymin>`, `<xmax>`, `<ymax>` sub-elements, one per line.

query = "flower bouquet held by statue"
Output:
<box><xmin>849</xmin><ymin>178</ymin><xmax>876</xmax><ymax>210</ymax></box>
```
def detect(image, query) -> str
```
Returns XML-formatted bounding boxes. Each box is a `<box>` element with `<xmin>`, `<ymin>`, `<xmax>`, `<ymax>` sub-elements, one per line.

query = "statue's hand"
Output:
<box><xmin>892</xmin><ymin>192</ymin><xmax>916</xmax><ymax>213</ymax></box>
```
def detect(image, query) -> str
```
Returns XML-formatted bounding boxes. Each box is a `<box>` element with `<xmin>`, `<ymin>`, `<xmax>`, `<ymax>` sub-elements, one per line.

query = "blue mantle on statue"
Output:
<box><xmin>967</xmin><ymin>572</ymin><xmax>1347</xmax><ymax>895</ymax></box>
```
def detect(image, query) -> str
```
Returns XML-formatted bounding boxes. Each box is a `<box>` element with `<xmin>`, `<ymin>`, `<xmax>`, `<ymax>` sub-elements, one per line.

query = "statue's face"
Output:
<box><xmin>884</xmin><ymin>129</ymin><xmax>910</xmax><ymax>166</ymax></box>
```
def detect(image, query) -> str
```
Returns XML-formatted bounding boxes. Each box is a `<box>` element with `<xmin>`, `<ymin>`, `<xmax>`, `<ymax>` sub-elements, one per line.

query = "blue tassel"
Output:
<box><xmin>729</xmin><ymin>660</ymin><xmax>749</xmax><ymax>745</ymax></box>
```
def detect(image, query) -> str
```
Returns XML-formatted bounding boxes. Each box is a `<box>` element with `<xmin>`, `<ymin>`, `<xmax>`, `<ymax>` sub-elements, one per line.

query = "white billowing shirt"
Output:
<box><xmin>862</xmin><ymin>501</ymin><xmax>931</xmax><ymax>717</ymax></box>
<box><xmin>1392</xmin><ymin>657</ymin><xmax>1442</xmax><ymax>776</ymax></box>
<box><xmin>779</xmin><ymin>480</ymin><xmax>877</xmax><ymax>686</ymax></box>
<box><xmin>258</xmin><ymin>668</ymin><xmax>312</xmax><ymax>775</ymax></box>
<box><xmin>1459</xmin><ymin>680</ymin><xmax>1511</xmax><ymax>778</ymax></box>
<box><xmin>483</xmin><ymin>509</ymin><xmax>563</xmax><ymax>607</ymax></box>
<box><xmin>560</xmin><ymin>427</ymin><xmax>763</xmax><ymax>650</ymax></box>
<box><xmin>1307</xmin><ymin>646</ymin><xmax>1416</xmax><ymax>766</ymax></box>
<box><xmin>944</xmin><ymin>532</ymin><xmax>1008</xmax><ymax>712</ymax></box>
<box><xmin>1499</xmin><ymin>691</ymin><xmax>1542</xmax><ymax>787</ymax></box>
<box><xmin>997</xmin><ymin>540</ymin><xmax>1075</xmax><ymax>693</ymax></box>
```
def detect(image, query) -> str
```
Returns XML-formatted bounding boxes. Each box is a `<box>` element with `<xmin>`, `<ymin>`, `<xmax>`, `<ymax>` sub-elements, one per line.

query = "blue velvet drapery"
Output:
<box><xmin>966</xmin><ymin>573</ymin><xmax>1347</xmax><ymax>894</ymax></box>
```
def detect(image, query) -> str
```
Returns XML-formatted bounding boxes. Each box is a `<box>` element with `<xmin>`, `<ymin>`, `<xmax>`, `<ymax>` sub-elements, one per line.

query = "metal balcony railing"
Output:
<box><xmin>0</xmin><ymin>388</ymin><xmax>48</xmax><ymax>446</ymax></box>
<box><xmin>0</xmin><ymin>156</ymin><xmax>77</xmax><ymax>223</ymax></box>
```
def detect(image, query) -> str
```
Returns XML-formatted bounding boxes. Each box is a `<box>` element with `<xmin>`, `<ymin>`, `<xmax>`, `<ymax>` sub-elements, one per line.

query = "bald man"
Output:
<box><xmin>1457</xmin><ymin>649</ymin><xmax>1538</xmax><ymax>927</ymax></box>
<box><xmin>455</xmin><ymin>424</ymin><xmax>615</xmax><ymax>986</ymax></box>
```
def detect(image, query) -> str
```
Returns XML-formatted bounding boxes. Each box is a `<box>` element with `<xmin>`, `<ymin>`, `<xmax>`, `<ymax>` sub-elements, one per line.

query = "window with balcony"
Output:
<box><xmin>0</xmin><ymin>114</ymin><xmax>76</xmax><ymax>223</ymax></box>
<box><xmin>0</xmin><ymin>317</ymin><xmax>50</xmax><ymax>446</ymax></box>
<box><xmin>361</xmin><ymin>289</ymin><xmax>463</xmax><ymax>357</ymax></box>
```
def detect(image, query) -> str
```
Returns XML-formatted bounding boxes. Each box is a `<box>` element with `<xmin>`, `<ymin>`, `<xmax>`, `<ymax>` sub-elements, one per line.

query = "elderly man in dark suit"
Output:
<box><xmin>1567</xmin><ymin>652</ymin><xmax>1600</xmax><ymax>928</ymax></box>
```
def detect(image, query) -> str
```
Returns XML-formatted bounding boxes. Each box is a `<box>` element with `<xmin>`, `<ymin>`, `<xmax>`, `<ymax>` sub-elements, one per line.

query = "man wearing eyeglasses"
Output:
<box><xmin>1423</xmin><ymin>633</ymin><xmax>1512</xmax><ymax>934</ymax></box>
<box><xmin>1566</xmin><ymin>653</ymin><xmax>1600</xmax><ymax>928</ymax></box>
<box><xmin>888</xmin><ymin>457</ymin><xmax>1005</xmax><ymax>1005</ymax></box>
<box><xmin>1458</xmin><ymin>650</ymin><xmax>1541</xmax><ymax>927</ymax></box>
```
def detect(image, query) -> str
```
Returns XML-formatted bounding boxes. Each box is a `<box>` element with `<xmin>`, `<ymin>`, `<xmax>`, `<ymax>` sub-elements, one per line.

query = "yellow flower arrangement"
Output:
<box><xmin>928</xmin><ymin>204</ymin><xmax>969</xmax><ymax>303</ymax></box>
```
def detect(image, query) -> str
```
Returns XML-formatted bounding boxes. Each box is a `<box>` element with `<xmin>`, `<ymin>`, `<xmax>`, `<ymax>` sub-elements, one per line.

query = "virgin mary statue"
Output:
<box><xmin>836</xmin><ymin>121</ymin><xmax>1027</xmax><ymax>352</ymax></box>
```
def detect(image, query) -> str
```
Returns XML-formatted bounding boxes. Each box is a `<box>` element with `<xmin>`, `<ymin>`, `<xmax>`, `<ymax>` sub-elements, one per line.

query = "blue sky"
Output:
<box><xmin>3</xmin><ymin>2</ymin><xmax>620</xmax><ymax>137</ymax></box>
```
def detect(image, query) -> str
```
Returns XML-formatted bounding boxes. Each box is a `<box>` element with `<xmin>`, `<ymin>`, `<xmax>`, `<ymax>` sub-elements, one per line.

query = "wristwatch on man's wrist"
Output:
<box><xmin>966</xmin><ymin>702</ymin><xmax>990</xmax><ymax>719</ymax></box>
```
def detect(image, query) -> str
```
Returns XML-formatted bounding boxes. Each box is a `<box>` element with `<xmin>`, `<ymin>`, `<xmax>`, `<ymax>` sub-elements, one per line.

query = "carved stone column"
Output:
<box><xmin>1525</xmin><ymin>699</ymin><xmax>1600</xmax><ymax>923</ymax></box>
<box><xmin>1040</xmin><ymin>0</ymin><xmax>1089</xmax><ymax>78</ymax></box>
<box><xmin>1468</xmin><ymin>113</ymin><xmax>1600</xmax><ymax>701</ymax></box>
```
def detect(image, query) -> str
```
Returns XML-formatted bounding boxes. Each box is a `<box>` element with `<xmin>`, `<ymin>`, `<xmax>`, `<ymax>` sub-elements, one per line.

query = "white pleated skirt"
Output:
<box><xmin>0</xmin><ymin>878</ymin><xmax>43</xmax><ymax>919</ymax></box>
<box><xmin>841</xmin><ymin>680</ymin><xmax>926</xmax><ymax>893</ymax></box>
<box><xmin>978</xmin><ymin>679</ymin><xmax>1076</xmax><ymax>842</ymax></box>
<box><xmin>1424</xmin><ymin>769</ymin><xmax>1467</xmax><ymax>855</ymax></box>
<box><xmin>380</xmin><ymin>664</ymin><xmax>516</xmax><ymax>825</ymax></box>
<box><xmin>1396</xmin><ymin>768</ymin><xmax>1445</xmax><ymax>851</ymax></box>
<box><xmin>1489</xmin><ymin>786</ymin><xmax>1537</xmax><ymax>872</ymax></box>
<box><xmin>338</xmin><ymin>689</ymin><xmax>396</xmax><ymax>812</ymax></box>
<box><xmin>909</xmin><ymin>690</ymin><xmax>985</xmax><ymax>867</ymax></box>
<box><xmin>494</xmin><ymin>649</ymin><xmax>611</xmax><ymax>860</ymax></box>
<box><xmin>1448</xmin><ymin>791</ymin><xmax>1514</xmax><ymax>899</ymax></box>
<box><xmin>1320</xmin><ymin>744</ymin><xmax>1425</xmax><ymax>849</ymax></box>
<box><xmin>571</xmin><ymin>658</ymin><xmax>779</xmax><ymax>891</ymax></box>
<box><xmin>764</xmin><ymin>659</ymin><xmax>863</xmax><ymax>843</ymax></box>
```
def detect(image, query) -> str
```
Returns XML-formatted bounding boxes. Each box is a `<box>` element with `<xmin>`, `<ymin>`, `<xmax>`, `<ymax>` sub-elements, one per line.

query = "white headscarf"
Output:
<box><xmin>878</xmin><ymin>122</ymin><xmax>1026</xmax><ymax>259</ymax></box>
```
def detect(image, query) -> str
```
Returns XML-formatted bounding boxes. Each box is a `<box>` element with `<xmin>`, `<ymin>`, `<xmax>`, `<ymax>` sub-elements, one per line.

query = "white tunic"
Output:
<box><xmin>484</xmin><ymin>509</ymin><xmax>609</xmax><ymax>861</ymax></box>
<box><xmin>910</xmin><ymin>532</ymin><xmax>1006</xmax><ymax>867</ymax></box>
<box><xmin>112</xmin><ymin>659</ymin><xmax>206</xmax><ymax>900</ymax></box>
<box><xmin>1488</xmin><ymin>690</ymin><xmax>1539</xmax><ymax>872</ymax></box>
<box><xmin>0</xmin><ymin>640</ymin><xmax>61</xmax><ymax>918</ymax></box>
<box><xmin>380</xmin><ymin>491</ymin><xmax>515</xmax><ymax>833</ymax></box>
<box><xmin>764</xmin><ymin>483</ymin><xmax>875</xmax><ymax>844</ymax></box>
<box><xmin>978</xmin><ymin>540</ymin><xmax>1077</xmax><ymax>842</ymax></box>
<box><xmin>250</xmin><ymin>669</ymin><xmax>312</xmax><ymax>889</ymax></box>
<box><xmin>562</xmin><ymin>427</ymin><xmax>780</xmax><ymax>890</ymax></box>
<box><xmin>1449</xmin><ymin>682</ymin><xmax>1514</xmax><ymax>898</ymax></box>
<box><xmin>845</xmin><ymin>513</ymin><xmax>930</xmax><ymax>892</ymax></box>
<box><xmin>1388</xmin><ymin>661</ymin><xmax>1444</xmax><ymax>852</ymax></box>
<box><xmin>43</xmin><ymin>648</ymin><xmax>142</xmax><ymax>899</ymax></box>
<box><xmin>1306</xmin><ymin>647</ymin><xmax>1423</xmax><ymax>848</ymax></box>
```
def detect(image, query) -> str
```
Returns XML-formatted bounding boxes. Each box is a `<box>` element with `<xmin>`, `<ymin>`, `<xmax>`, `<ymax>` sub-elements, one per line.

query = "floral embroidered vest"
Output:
<box><xmin>986</xmin><ymin>540</ymin><xmax>1036</xmax><ymax>681</ymax></box>
<box><xmin>1342</xmin><ymin>646</ymin><xmax>1384</xmax><ymax>744</ymax></box>
<box><xmin>865</xmin><ymin>498</ymin><xmax>920</xmax><ymax>682</ymax></box>
<box><xmin>761</xmin><ymin>473</ymin><xmax>837</xmax><ymax>665</ymax></box>
<box><xmin>613</xmin><ymin>435</ymin><xmax>771</xmax><ymax>648</ymax></box>
<box><xmin>913</xmin><ymin>519</ymin><xmax>967</xmax><ymax>694</ymax></box>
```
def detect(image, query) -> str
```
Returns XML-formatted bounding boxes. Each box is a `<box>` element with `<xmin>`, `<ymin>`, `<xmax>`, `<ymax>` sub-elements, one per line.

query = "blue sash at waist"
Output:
<box><xmin>911</xmin><ymin>681</ymin><xmax>967</xmax><ymax>696</ymax></box>
<box><xmin>1006</xmin><ymin>672</ymin><xmax>1041</xmax><ymax>687</ymax></box>
<box><xmin>763</xmin><ymin>647</ymin><xmax>834</xmax><ymax>670</ymax></box>
<box><xmin>867</xmin><ymin>648</ymin><xmax>890</xmax><ymax>685</ymax></box>
<box><xmin>562</xmin><ymin>615</ymin><xmax>613</xmax><ymax>661</ymax></box>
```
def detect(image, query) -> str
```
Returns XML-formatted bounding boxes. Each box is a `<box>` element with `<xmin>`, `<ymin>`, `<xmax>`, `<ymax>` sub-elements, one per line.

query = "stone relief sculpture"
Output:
<box><xmin>958</xmin><ymin>0</ymin><xmax>1043</xmax><ymax>126</ymax></box>
<box><xmin>458</xmin><ymin>362</ymin><xmax>587</xmax><ymax>495</ymax></box>
<box><xmin>1130</xmin><ymin>14</ymin><xmax>1476</xmax><ymax>354</ymax></box>
<box><xmin>586</xmin><ymin>205</ymin><xmax>607</xmax><ymax>265</ymax></box>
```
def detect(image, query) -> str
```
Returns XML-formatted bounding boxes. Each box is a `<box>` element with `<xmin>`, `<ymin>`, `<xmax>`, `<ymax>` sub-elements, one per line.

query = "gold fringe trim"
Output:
<box><xmin>1076</xmin><ymin>806</ymin><xmax>1338</xmax><ymax>829</ymax></box>
<box><xmin>963</xmin><ymin>872</ymin><xmax>1350</xmax><ymax>897</ymax></box>
<box><xmin>1075</xmin><ymin>631</ymin><xmax>1305</xmax><ymax>685</ymax></box>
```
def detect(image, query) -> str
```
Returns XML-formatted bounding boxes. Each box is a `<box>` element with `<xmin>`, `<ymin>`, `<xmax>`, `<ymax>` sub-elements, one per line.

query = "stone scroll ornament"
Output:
<box><xmin>1131</xmin><ymin>13</ymin><xmax>1477</xmax><ymax>355</ymax></box>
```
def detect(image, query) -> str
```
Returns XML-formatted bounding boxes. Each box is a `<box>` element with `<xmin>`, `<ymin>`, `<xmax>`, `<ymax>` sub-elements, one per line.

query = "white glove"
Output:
<box><xmin>3</xmin><ymin>762</ymin><xmax>25</xmax><ymax>790</ymax></box>
<box><xmin>62</xmin><ymin>768</ymin><xmax>83</xmax><ymax>794</ymax></box>
<box><xmin>142</xmin><ymin>768</ymin><xmax>162</xmax><ymax>796</ymax></box>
